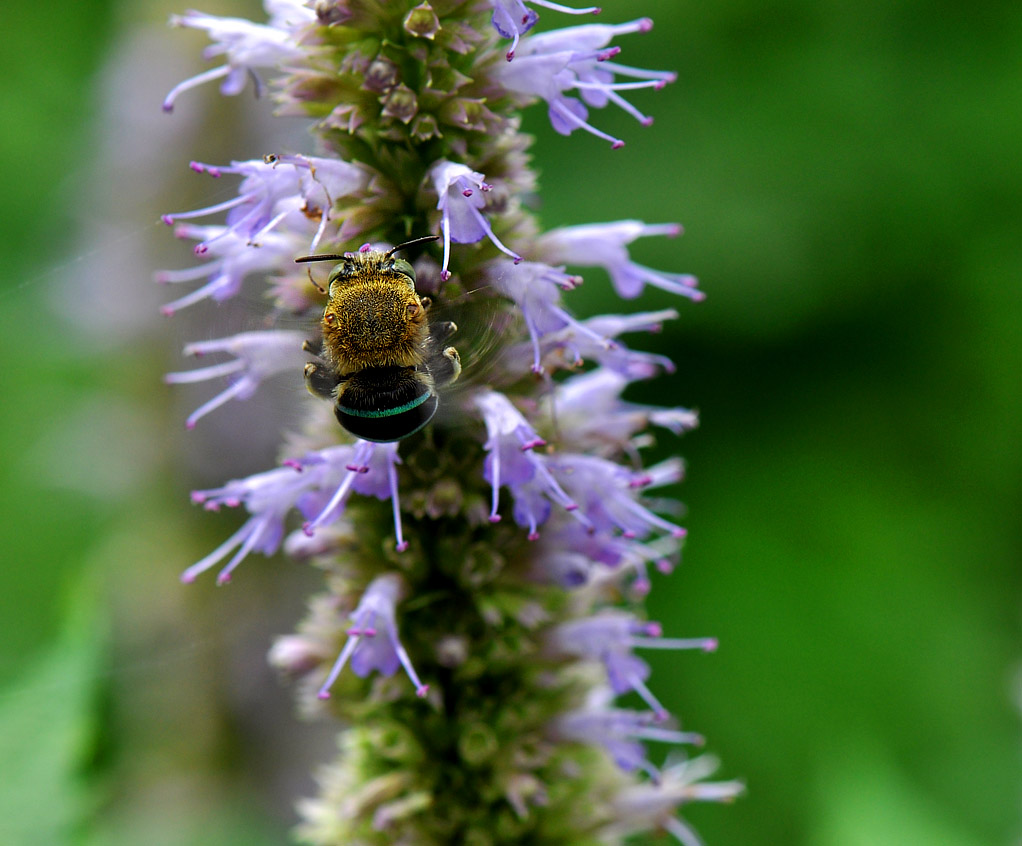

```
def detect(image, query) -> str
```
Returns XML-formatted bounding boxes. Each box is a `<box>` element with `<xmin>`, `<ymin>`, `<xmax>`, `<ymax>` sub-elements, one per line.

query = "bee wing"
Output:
<box><xmin>426</xmin><ymin>287</ymin><xmax>510</xmax><ymax>391</ymax></box>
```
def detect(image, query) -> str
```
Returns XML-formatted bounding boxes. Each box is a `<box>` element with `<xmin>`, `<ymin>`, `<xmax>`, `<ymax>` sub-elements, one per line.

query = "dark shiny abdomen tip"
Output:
<box><xmin>336</xmin><ymin>391</ymin><xmax>438</xmax><ymax>442</ymax></box>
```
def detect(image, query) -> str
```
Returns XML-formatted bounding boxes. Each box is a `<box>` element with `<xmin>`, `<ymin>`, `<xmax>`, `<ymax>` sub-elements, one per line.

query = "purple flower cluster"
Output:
<box><xmin>156</xmin><ymin>154</ymin><xmax>371</xmax><ymax>313</ymax></box>
<box><xmin>161</xmin><ymin>4</ymin><xmax>316</xmax><ymax>112</ymax></box>
<box><xmin>161</xmin><ymin>1</ymin><xmax>739</xmax><ymax>841</ymax></box>
<box><xmin>496</xmin><ymin>18</ymin><xmax>677</xmax><ymax>147</ymax></box>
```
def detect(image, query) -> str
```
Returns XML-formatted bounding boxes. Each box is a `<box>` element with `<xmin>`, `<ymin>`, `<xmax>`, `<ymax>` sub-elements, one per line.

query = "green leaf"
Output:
<box><xmin>810</xmin><ymin>741</ymin><xmax>987</xmax><ymax>846</ymax></box>
<box><xmin>0</xmin><ymin>580</ymin><xmax>106</xmax><ymax>845</ymax></box>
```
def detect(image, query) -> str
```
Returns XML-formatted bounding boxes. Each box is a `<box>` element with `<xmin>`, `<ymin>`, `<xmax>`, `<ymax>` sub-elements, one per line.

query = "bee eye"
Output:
<box><xmin>327</xmin><ymin>260</ymin><xmax>355</xmax><ymax>286</ymax></box>
<box><xmin>391</xmin><ymin>258</ymin><xmax>416</xmax><ymax>285</ymax></box>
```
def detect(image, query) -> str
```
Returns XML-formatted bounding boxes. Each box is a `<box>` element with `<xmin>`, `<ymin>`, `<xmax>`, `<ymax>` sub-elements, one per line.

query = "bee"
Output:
<box><xmin>296</xmin><ymin>236</ymin><xmax>462</xmax><ymax>442</ymax></box>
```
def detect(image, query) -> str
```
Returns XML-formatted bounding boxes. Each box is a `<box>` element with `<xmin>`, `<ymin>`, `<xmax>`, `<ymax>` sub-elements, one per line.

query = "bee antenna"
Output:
<box><xmin>304</xmin><ymin>266</ymin><xmax>326</xmax><ymax>295</ymax></box>
<box><xmin>294</xmin><ymin>253</ymin><xmax>347</xmax><ymax>264</ymax></box>
<box><xmin>385</xmin><ymin>234</ymin><xmax>440</xmax><ymax>260</ymax></box>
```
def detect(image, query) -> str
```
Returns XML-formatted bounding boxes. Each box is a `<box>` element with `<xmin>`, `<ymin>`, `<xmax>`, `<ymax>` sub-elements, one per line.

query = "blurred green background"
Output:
<box><xmin>0</xmin><ymin>0</ymin><xmax>1018</xmax><ymax>844</ymax></box>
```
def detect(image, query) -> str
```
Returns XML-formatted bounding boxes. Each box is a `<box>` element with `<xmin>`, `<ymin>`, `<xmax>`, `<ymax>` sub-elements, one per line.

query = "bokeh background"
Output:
<box><xmin>1</xmin><ymin>0</ymin><xmax>1018</xmax><ymax>844</ymax></box>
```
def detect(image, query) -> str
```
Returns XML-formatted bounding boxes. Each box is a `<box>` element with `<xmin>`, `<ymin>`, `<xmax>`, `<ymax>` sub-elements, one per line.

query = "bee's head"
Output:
<box><xmin>322</xmin><ymin>252</ymin><xmax>418</xmax><ymax>297</ymax></box>
<box><xmin>296</xmin><ymin>235</ymin><xmax>438</xmax><ymax>296</ymax></box>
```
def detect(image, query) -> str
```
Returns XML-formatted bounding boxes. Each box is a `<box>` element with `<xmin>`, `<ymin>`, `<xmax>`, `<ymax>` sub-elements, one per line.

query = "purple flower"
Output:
<box><xmin>181</xmin><ymin>454</ymin><xmax>348</xmax><ymax>584</ymax></box>
<box><xmin>156</xmin><ymin>155</ymin><xmax>372</xmax><ymax>313</ymax></box>
<box><xmin>283</xmin><ymin>521</ymin><xmax>354</xmax><ymax>561</ymax></box>
<box><xmin>165</xmin><ymin>330</ymin><xmax>308</xmax><ymax>429</ymax></box>
<box><xmin>506</xmin><ymin>465</ymin><xmax>592</xmax><ymax>539</ymax></box>
<box><xmin>546</xmin><ymin>612</ymin><xmax>717</xmax><ymax>718</ymax></box>
<box><xmin>550</xmin><ymin>453</ymin><xmax>688</xmax><ymax>539</ymax></box>
<box><xmin>489</xmin><ymin>0</ymin><xmax>601</xmax><ymax>61</ymax></box>
<box><xmin>539</xmin><ymin>220</ymin><xmax>703</xmax><ymax>300</ymax></box>
<box><xmin>301</xmin><ymin>441</ymin><xmax>410</xmax><ymax>552</ymax></box>
<box><xmin>552</xmin><ymin>701</ymin><xmax>703</xmax><ymax>780</ymax></box>
<box><xmin>490</xmin><ymin>0</ymin><xmax>538</xmax><ymax>59</ymax></box>
<box><xmin>430</xmin><ymin>160</ymin><xmax>522</xmax><ymax>280</ymax></box>
<box><xmin>495</xmin><ymin>19</ymin><xmax>675</xmax><ymax>147</ymax></box>
<box><xmin>182</xmin><ymin>441</ymin><xmax>412</xmax><ymax>583</ymax></box>
<box><xmin>535</xmin><ymin>521</ymin><xmax>681</xmax><ymax>595</ymax></box>
<box><xmin>546</xmin><ymin>367</ymin><xmax>698</xmax><ymax>453</ymax></box>
<box><xmin>531</xmin><ymin>549</ymin><xmax>593</xmax><ymax>587</ymax></box>
<box><xmin>317</xmin><ymin>574</ymin><xmax>429</xmax><ymax>699</ymax></box>
<box><xmin>474</xmin><ymin>390</ymin><xmax>585</xmax><ymax>537</ymax></box>
<box><xmin>502</xmin><ymin>308</ymin><xmax>679</xmax><ymax>378</ymax></box>
<box><xmin>161</xmin><ymin>3</ymin><xmax>315</xmax><ymax>112</ymax></box>
<box><xmin>162</xmin><ymin>155</ymin><xmax>370</xmax><ymax>254</ymax></box>
<box><xmin>486</xmin><ymin>260</ymin><xmax>610</xmax><ymax>373</ymax></box>
<box><xmin>268</xmin><ymin>632</ymin><xmax>328</xmax><ymax>677</ymax></box>
<box><xmin>155</xmin><ymin>223</ymin><xmax>297</xmax><ymax>314</ymax></box>
<box><xmin>608</xmin><ymin>758</ymin><xmax>744</xmax><ymax>845</ymax></box>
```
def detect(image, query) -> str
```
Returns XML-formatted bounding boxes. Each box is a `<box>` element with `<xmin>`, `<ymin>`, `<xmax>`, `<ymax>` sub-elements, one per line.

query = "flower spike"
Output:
<box><xmin>161</xmin><ymin>1</ymin><xmax>733</xmax><ymax>842</ymax></box>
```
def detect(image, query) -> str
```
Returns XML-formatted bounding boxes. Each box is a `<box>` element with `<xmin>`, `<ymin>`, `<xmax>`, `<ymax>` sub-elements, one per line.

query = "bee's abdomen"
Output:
<box><xmin>336</xmin><ymin>367</ymin><xmax>437</xmax><ymax>443</ymax></box>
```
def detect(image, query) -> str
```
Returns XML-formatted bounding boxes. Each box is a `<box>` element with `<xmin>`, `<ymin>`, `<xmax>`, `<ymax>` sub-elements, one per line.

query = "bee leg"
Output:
<box><xmin>429</xmin><ymin>320</ymin><xmax>458</xmax><ymax>347</ymax></box>
<box><xmin>302</xmin><ymin>339</ymin><xmax>321</xmax><ymax>355</ymax></box>
<box><xmin>304</xmin><ymin>361</ymin><xmax>338</xmax><ymax>399</ymax></box>
<box><xmin>429</xmin><ymin>345</ymin><xmax>462</xmax><ymax>387</ymax></box>
<box><xmin>422</xmin><ymin>321</ymin><xmax>460</xmax><ymax>386</ymax></box>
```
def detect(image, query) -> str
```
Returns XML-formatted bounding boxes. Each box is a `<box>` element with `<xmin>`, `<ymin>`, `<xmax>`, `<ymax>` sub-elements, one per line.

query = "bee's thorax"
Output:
<box><xmin>322</xmin><ymin>279</ymin><xmax>428</xmax><ymax>372</ymax></box>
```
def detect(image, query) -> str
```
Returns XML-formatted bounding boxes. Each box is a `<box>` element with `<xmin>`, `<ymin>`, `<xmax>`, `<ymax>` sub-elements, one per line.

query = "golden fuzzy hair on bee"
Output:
<box><xmin>322</xmin><ymin>266</ymin><xmax>429</xmax><ymax>374</ymax></box>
